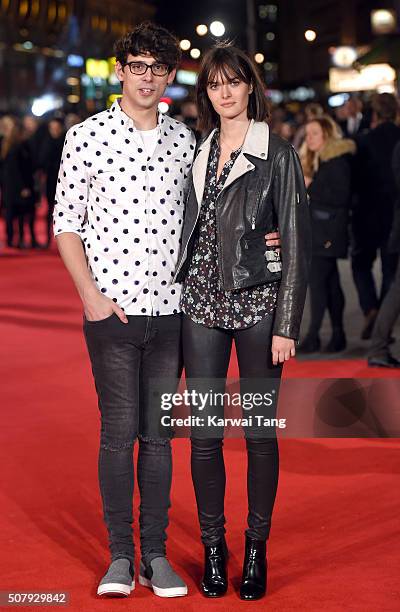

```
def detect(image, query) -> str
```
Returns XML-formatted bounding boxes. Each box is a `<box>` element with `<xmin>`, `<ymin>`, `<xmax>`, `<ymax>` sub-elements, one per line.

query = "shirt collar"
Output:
<box><xmin>110</xmin><ymin>98</ymin><xmax>165</xmax><ymax>133</ymax></box>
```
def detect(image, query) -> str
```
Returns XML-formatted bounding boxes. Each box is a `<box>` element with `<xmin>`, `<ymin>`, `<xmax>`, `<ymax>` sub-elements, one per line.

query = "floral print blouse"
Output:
<box><xmin>181</xmin><ymin>131</ymin><xmax>278</xmax><ymax>329</ymax></box>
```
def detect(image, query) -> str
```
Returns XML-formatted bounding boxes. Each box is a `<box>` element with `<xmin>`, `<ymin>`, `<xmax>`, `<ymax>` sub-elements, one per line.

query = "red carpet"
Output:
<box><xmin>1</xmin><ymin>226</ymin><xmax>400</xmax><ymax>610</ymax></box>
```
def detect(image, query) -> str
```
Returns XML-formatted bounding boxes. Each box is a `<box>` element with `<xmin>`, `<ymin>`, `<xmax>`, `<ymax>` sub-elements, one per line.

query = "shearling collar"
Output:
<box><xmin>192</xmin><ymin>120</ymin><xmax>270</xmax><ymax>208</ymax></box>
<box><xmin>198</xmin><ymin>119</ymin><xmax>270</xmax><ymax>160</ymax></box>
<box><xmin>319</xmin><ymin>138</ymin><xmax>356</xmax><ymax>162</ymax></box>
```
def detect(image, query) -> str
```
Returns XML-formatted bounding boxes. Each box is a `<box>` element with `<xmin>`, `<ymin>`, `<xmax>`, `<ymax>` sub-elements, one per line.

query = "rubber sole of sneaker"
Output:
<box><xmin>138</xmin><ymin>574</ymin><xmax>187</xmax><ymax>597</ymax></box>
<box><xmin>97</xmin><ymin>579</ymin><xmax>135</xmax><ymax>597</ymax></box>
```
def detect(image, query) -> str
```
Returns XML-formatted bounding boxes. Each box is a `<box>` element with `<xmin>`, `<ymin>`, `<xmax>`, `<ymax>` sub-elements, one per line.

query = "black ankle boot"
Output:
<box><xmin>298</xmin><ymin>334</ymin><xmax>320</xmax><ymax>353</ymax></box>
<box><xmin>201</xmin><ymin>539</ymin><xmax>228</xmax><ymax>598</ymax></box>
<box><xmin>240</xmin><ymin>536</ymin><xmax>267</xmax><ymax>600</ymax></box>
<box><xmin>325</xmin><ymin>328</ymin><xmax>347</xmax><ymax>352</ymax></box>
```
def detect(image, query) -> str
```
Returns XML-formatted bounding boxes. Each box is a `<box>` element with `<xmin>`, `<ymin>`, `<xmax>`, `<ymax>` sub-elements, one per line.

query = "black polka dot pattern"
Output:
<box><xmin>53</xmin><ymin>99</ymin><xmax>196</xmax><ymax>315</ymax></box>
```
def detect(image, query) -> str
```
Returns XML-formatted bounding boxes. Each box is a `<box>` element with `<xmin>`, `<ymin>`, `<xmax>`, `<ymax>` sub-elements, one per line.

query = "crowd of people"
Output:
<box><xmin>0</xmin><ymin>112</ymin><xmax>80</xmax><ymax>249</ymax></box>
<box><xmin>272</xmin><ymin>93</ymin><xmax>400</xmax><ymax>367</ymax></box>
<box><xmin>1</xmin><ymin>90</ymin><xmax>400</xmax><ymax>366</ymax></box>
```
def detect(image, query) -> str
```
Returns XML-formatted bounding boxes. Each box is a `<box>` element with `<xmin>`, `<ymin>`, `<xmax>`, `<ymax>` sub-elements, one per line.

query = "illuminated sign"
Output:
<box><xmin>86</xmin><ymin>59</ymin><xmax>110</xmax><ymax>79</ymax></box>
<box><xmin>329</xmin><ymin>64</ymin><xmax>396</xmax><ymax>92</ymax></box>
<box><xmin>176</xmin><ymin>70</ymin><xmax>198</xmax><ymax>86</ymax></box>
<box><xmin>165</xmin><ymin>85</ymin><xmax>189</xmax><ymax>100</ymax></box>
<box><xmin>67</xmin><ymin>54</ymin><xmax>84</xmax><ymax>67</ymax></box>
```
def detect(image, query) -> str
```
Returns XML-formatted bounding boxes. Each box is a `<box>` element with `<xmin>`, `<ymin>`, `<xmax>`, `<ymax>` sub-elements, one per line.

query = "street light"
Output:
<box><xmin>371</xmin><ymin>9</ymin><xmax>397</xmax><ymax>34</ymax></box>
<box><xmin>190</xmin><ymin>48</ymin><xmax>201</xmax><ymax>59</ymax></box>
<box><xmin>305</xmin><ymin>29</ymin><xmax>317</xmax><ymax>42</ymax></box>
<box><xmin>158</xmin><ymin>101</ymin><xmax>170</xmax><ymax>114</ymax></box>
<box><xmin>180</xmin><ymin>39</ymin><xmax>191</xmax><ymax>51</ymax></box>
<box><xmin>196</xmin><ymin>24</ymin><xmax>208</xmax><ymax>36</ymax></box>
<box><xmin>331</xmin><ymin>46</ymin><xmax>357</xmax><ymax>68</ymax></box>
<box><xmin>254</xmin><ymin>53</ymin><xmax>264</xmax><ymax>64</ymax></box>
<box><xmin>210</xmin><ymin>21</ymin><xmax>225</xmax><ymax>37</ymax></box>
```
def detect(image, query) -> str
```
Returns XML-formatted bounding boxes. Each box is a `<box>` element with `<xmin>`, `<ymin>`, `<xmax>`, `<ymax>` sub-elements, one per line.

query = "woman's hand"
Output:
<box><xmin>272</xmin><ymin>335</ymin><xmax>296</xmax><ymax>365</ymax></box>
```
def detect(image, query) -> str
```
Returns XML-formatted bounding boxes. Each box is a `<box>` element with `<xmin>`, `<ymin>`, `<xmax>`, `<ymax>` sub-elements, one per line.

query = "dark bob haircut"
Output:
<box><xmin>114</xmin><ymin>21</ymin><xmax>181</xmax><ymax>70</ymax></box>
<box><xmin>196</xmin><ymin>42</ymin><xmax>270</xmax><ymax>133</ymax></box>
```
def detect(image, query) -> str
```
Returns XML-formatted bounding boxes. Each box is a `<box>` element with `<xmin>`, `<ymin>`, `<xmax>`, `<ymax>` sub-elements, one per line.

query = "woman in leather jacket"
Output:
<box><xmin>174</xmin><ymin>43</ymin><xmax>311</xmax><ymax>600</ymax></box>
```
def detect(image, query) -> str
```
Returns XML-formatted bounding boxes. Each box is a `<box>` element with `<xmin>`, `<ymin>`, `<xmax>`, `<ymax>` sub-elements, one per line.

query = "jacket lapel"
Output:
<box><xmin>192</xmin><ymin>130</ymin><xmax>215</xmax><ymax>208</ymax></box>
<box><xmin>220</xmin><ymin>153</ymin><xmax>255</xmax><ymax>192</ymax></box>
<box><xmin>221</xmin><ymin>121</ymin><xmax>270</xmax><ymax>192</ymax></box>
<box><xmin>191</xmin><ymin>121</ymin><xmax>270</xmax><ymax>206</ymax></box>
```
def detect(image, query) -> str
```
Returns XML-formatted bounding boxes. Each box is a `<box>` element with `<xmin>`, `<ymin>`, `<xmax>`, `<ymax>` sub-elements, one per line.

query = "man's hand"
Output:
<box><xmin>265</xmin><ymin>230</ymin><xmax>281</xmax><ymax>253</ymax></box>
<box><xmin>272</xmin><ymin>335</ymin><xmax>295</xmax><ymax>365</ymax></box>
<box><xmin>83</xmin><ymin>286</ymin><xmax>128</xmax><ymax>323</ymax></box>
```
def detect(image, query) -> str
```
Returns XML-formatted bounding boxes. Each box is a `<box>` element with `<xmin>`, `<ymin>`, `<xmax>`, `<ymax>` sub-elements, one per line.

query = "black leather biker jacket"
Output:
<box><xmin>174</xmin><ymin>121</ymin><xmax>312</xmax><ymax>340</ymax></box>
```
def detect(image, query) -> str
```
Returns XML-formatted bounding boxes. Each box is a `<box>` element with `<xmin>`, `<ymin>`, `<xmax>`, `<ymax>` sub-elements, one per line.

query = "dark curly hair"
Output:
<box><xmin>113</xmin><ymin>21</ymin><xmax>181</xmax><ymax>70</ymax></box>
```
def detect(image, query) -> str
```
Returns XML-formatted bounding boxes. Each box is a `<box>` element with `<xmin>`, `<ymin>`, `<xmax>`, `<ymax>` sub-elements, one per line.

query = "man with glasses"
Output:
<box><xmin>53</xmin><ymin>22</ymin><xmax>195</xmax><ymax>598</ymax></box>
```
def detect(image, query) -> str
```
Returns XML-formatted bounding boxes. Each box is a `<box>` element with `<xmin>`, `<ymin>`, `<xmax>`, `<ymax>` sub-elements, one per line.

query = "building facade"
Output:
<box><xmin>276</xmin><ymin>0</ymin><xmax>399</xmax><ymax>92</ymax></box>
<box><xmin>0</xmin><ymin>0</ymin><xmax>155</xmax><ymax>114</ymax></box>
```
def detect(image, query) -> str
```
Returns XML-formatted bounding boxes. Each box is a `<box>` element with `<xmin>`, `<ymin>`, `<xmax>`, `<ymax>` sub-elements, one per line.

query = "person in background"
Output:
<box><xmin>0</xmin><ymin>115</ymin><xmax>6</xmax><ymax>239</ymax></box>
<box><xmin>292</xmin><ymin>102</ymin><xmax>324</xmax><ymax>150</ymax></box>
<box><xmin>22</xmin><ymin>114</ymin><xmax>42</xmax><ymax>238</ymax></box>
<box><xmin>368</xmin><ymin>139</ymin><xmax>400</xmax><ymax>368</ymax></box>
<box><xmin>351</xmin><ymin>93</ymin><xmax>400</xmax><ymax>340</ymax></box>
<box><xmin>1</xmin><ymin>115</ymin><xmax>38</xmax><ymax>248</ymax></box>
<box><xmin>338</xmin><ymin>97</ymin><xmax>369</xmax><ymax>138</ymax></box>
<box><xmin>299</xmin><ymin>115</ymin><xmax>355</xmax><ymax>353</ymax></box>
<box><xmin>1</xmin><ymin>115</ymin><xmax>20</xmax><ymax>246</ymax></box>
<box><xmin>22</xmin><ymin>115</ymin><xmax>40</xmax><ymax>150</ymax></box>
<box><xmin>40</xmin><ymin>117</ymin><xmax>65</xmax><ymax>247</ymax></box>
<box><xmin>180</xmin><ymin>98</ymin><xmax>201</xmax><ymax>140</ymax></box>
<box><xmin>64</xmin><ymin>112</ymin><xmax>82</xmax><ymax>131</ymax></box>
<box><xmin>277</xmin><ymin>120</ymin><xmax>296</xmax><ymax>144</ymax></box>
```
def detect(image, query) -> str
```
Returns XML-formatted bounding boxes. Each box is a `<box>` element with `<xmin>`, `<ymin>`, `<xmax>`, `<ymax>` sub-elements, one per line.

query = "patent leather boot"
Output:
<box><xmin>201</xmin><ymin>539</ymin><xmax>228</xmax><ymax>597</ymax></box>
<box><xmin>239</xmin><ymin>536</ymin><xmax>267</xmax><ymax>600</ymax></box>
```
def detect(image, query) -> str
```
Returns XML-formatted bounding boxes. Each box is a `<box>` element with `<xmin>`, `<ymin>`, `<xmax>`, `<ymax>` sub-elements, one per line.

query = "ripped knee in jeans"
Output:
<box><xmin>138</xmin><ymin>434</ymin><xmax>171</xmax><ymax>446</ymax></box>
<box><xmin>100</xmin><ymin>439</ymin><xmax>135</xmax><ymax>452</ymax></box>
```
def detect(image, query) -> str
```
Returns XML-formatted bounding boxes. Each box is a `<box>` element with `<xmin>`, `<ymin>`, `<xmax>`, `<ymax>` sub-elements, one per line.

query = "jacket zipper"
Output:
<box><xmin>176</xmin><ymin>168</ymin><xmax>256</xmax><ymax>287</ymax></box>
<box><xmin>251</xmin><ymin>184</ymin><xmax>264</xmax><ymax>230</ymax></box>
<box><xmin>216</xmin><ymin>172</ymin><xmax>257</xmax><ymax>288</ymax></box>
<box><xmin>215</xmin><ymin>188</ymin><xmax>225</xmax><ymax>287</ymax></box>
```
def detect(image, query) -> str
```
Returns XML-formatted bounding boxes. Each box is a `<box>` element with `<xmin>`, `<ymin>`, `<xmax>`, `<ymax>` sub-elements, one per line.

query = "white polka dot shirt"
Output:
<box><xmin>53</xmin><ymin>100</ymin><xmax>196</xmax><ymax>316</ymax></box>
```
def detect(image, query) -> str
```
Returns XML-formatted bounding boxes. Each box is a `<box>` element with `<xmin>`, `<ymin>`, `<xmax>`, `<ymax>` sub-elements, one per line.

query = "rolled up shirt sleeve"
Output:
<box><xmin>53</xmin><ymin>127</ymin><xmax>89</xmax><ymax>238</ymax></box>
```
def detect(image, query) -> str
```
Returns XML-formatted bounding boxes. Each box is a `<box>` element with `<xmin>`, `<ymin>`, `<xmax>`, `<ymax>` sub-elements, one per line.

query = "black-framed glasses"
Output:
<box><xmin>124</xmin><ymin>61</ymin><xmax>170</xmax><ymax>77</ymax></box>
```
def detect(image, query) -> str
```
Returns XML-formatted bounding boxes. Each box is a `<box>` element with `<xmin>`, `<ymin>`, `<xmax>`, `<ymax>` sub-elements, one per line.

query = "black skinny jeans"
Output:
<box><xmin>83</xmin><ymin>313</ymin><xmax>182</xmax><ymax>566</ymax></box>
<box><xmin>308</xmin><ymin>256</ymin><xmax>345</xmax><ymax>337</ymax></box>
<box><xmin>369</xmin><ymin>257</ymin><xmax>400</xmax><ymax>359</ymax></box>
<box><xmin>182</xmin><ymin>314</ymin><xmax>282</xmax><ymax>545</ymax></box>
<box><xmin>351</xmin><ymin>242</ymin><xmax>398</xmax><ymax>315</ymax></box>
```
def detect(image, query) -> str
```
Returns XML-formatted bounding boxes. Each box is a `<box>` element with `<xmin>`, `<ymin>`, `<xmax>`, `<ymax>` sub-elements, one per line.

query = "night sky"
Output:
<box><xmin>154</xmin><ymin>0</ymin><xmax>248</xmax><ymax>49</ymax></box>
